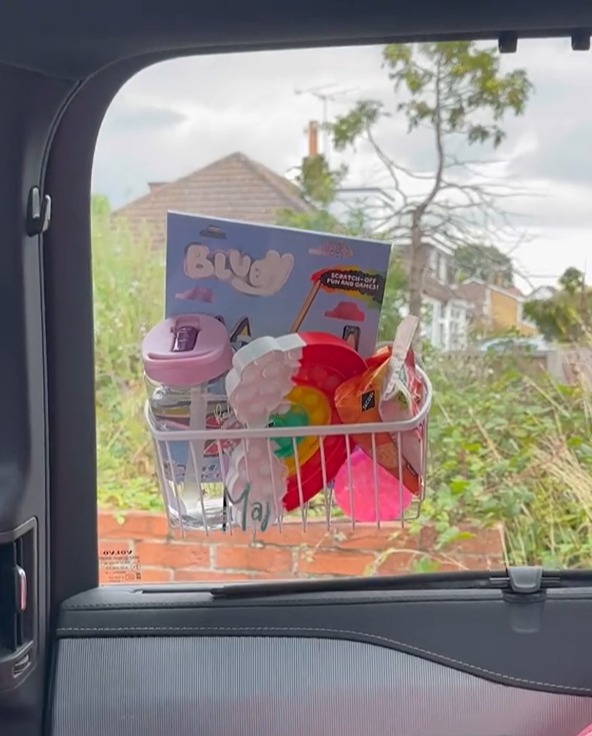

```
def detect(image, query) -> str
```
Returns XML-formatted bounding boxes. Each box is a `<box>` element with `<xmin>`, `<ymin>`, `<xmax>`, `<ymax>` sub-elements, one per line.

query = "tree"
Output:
<box><xmin>278</xmin><ymin>153</ymin><xmax>353</xmax><ymax>234</ymax></box>
<box><xmin>453</xmin><ymin>243</ymin><xmax>514</xmax><ymax>287</ymax></box>
<box><xmin>328</xmin><ymin>42</ymin><xmax>533</xmax><ymax>324</ymax></box>
<box><xmin>524</xmin><ymin>268</ymin><xmax>591</xmax><ymax>344</ymax></box>
<box><xmin>277</xmin><ymin>152</ymin><xmax>407</xmax><ymax>340</ymax></box>
<box><xmin>559</xmin><ymin>267</ymin><xmax>586</xmax><ymax>294</ymax></box>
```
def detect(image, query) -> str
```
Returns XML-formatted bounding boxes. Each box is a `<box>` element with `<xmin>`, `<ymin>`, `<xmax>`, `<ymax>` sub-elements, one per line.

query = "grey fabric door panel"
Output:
<box><xmin>50</xmin><ymin>636</ymin><xmax>592</xmax><ymax>736</ymax></box>
<box><xmin>57</xmin><ymin>586</ymin><xmax>592</xmax><ymax>695</ymax></box>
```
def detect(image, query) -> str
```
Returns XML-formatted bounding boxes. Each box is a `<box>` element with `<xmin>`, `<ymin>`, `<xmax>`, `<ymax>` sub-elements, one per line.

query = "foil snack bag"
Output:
<box><xmin>334</xmin><ymin>315</ymin><xmax>424</xmax><ymax>495</ymax></box>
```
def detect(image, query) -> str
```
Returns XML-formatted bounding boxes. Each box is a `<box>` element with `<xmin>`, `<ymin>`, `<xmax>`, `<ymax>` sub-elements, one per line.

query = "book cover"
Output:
<box><xmin>166</xmin><ymin>212</ymin><xmax>391</xmax><ymax>357</ymax></box>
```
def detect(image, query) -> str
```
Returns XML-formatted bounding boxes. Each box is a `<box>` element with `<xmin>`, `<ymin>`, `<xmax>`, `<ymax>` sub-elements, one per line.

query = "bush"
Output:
<box><xmin>422</xmin><ymin>352</ymin><xmax>592</xmax><ymax>567</ymax></box>
<box><xmin>92</xmin><ymin>208</ymin><xmax>592</xmax><ymax>567</ymax></box>
<box><xmin>92</xmin><ymin>202</ymin><xmax>164</xmax><ymax>512</ymax></box>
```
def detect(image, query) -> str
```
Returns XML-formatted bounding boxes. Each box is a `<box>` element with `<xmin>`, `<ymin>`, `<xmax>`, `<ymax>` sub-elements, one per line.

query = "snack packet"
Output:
<box><xmin>334</xmin><ymin>315</ymin><xmax>425</xmax><ymax>495</ymax></box>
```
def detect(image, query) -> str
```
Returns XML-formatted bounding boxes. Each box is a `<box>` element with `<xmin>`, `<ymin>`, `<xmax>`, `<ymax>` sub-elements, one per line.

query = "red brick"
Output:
<box><xmin>136</xmin><ymin>567</ymin><xmax>174</xmax><ymax>582</ymax></box>
<box><xmin>418</xmin><ymin>526</ymin><xmax>438</xmax><ymax>550</ymax></box>
<box><xmin>334</xmin><ymin>527</ymin><xmax>417</xmax><ymax>552</ymax></box>
<box><xmin>259</xmin><ymin>524</ymin><xmax>331</xmax><ymax>547</ymax></box>
<box><xmin>441</xmin><ymin>527</ymin><xmax>503</xmax><ymax>555</ymax></box>
<box><xmin>135</xmin><ymin>540</ymin><xmax>211</xmax><ymax>569</ymax></box>
<box><xmin>97</xmin><ymin>513</ymin><xmax>505</xmax><ymax>581</ymax></box>
<box><xmin>98</xmin><ymin>511</ymin><xmax>170</xmax><ymax>540</ymax></box>
<box><xmin>454</xmin><ymin>554</ymin><xmax>503</xmax><ymax>571</ymax></box>
<box><xmin>214</xmin><ymin>544</ymin><xmax>294</xmax><ymax>573</ymax></box>
<box><xmin>418</xmin><ymin>525</ymin><xmax>504</xmax><ymax>557</ymax></box>
<box><xmin>185</xmin><ymin>529</ymin><xmax>252</xmax><ymax>545</ymax></box>
<box><xmin>429</xmin><ymin>560</ymin><xmax>468</xmax><ymax>572</ymax></box>
<box><xmin>374</xmin><ymin>550</ymin><xmax>417</xmax><ymax>575</ymax></box>
<box><xmin>297</xmin><ymin>550</ymin><xmax>375</xmax><ymax>577</ymax></box>
<box><xmin>173</xmin><ymin>570</ymin><xmax>252</xmax><ymax>582</ymax></box>
<box><xmin>248</xmin><ymin>571</ymin><xmax>295</xmax><ymax>580</ymax></box>
<box><xmin>485</xmin><ymin>555</ymin><xmax>506</xmax><ymax>570</ymax></box>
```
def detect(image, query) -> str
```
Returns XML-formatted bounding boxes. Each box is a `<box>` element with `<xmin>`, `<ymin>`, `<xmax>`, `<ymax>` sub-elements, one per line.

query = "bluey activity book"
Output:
<box><xmin>166</xmin><ymin>212</ymin><xmax>391</xmax><ymax>356</ymax></box>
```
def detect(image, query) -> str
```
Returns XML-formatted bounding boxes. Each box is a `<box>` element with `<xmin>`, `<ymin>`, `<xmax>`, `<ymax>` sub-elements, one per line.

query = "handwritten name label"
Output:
<box><xmin>230</xmin><ymin>484</ymin><xmax>272</xmax><ymax>532</ymax></box>
<box><xmin>184</xmin><ymin>245</ymin><xmax>294</xmax><ymax>297</ymax></box>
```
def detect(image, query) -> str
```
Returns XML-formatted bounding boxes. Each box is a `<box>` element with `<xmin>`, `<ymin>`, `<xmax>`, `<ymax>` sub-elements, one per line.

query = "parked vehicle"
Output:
<box><xmin>478</xmin><ymin>335</ymin><xmax>551</xmax><ymax>353</ymax></box>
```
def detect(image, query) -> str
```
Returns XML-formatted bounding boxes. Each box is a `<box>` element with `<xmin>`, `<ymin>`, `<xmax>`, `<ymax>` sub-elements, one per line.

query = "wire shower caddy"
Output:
<box><xmin>146</xmin><ymin>365</ymin><xmax>432</xmax><ymax>537</ymax></box>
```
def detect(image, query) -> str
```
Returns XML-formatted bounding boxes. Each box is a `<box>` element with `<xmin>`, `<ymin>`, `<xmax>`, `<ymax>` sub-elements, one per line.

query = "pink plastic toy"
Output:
<box><xmin>333</xmin><ymin>447</ymin><xmax>413</xmax><ymax>522</ymax></box>
<box><xmin>142</xmin><ymin>313</ymin><xmax>233</xmax><ymax>387</ymax></box>
<box><xmin>225</xmin><ymin>332</ymin><xmax>367</xmax><ymax>529</ymax></box>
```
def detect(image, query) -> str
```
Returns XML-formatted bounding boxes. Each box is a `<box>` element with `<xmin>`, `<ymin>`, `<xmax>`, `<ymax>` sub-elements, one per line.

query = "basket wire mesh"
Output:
<box><xmin>146</xmin><ymin>366</ymin><xmax>432</xmax><ymax>536</ymax></box>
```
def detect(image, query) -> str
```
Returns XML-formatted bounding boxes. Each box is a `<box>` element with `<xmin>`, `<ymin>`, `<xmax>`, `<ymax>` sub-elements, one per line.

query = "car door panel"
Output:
<box><xmin>55</xmin><ymin>586</ymin><xmax>592</xmax><ymax>695</ymax></box>
<box><xmin>50</xmin><ymin>614</ymin><xmax>592</xmax><ymax>736</ymax></box>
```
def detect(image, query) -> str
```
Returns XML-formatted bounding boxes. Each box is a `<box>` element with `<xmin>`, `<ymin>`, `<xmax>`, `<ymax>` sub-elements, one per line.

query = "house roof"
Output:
<box><xmin>422</xmin><ymin>275</ymin><xmax>465</xmax><ymax>305</ymax></box>
<box><xmin>501</xmin><ymin>285</ymin><xmax>524</xmax><ymax>298</ymax></box>
<box><xmin>456</xmin><ymin>278</ymin><xmax>525</xmax><ymax>301</ymax></box>
<box><xmin>111</xmin><ymin>151</ymin><xmax>317</xmax><ymax>245</ymax></box>
<box><xmin>528</xmin><ymin>285</ymin><xmax>557</xmax><ymax>299</ymax></box>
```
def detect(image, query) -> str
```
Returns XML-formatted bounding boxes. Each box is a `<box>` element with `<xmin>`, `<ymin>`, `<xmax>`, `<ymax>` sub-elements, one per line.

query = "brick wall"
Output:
<box><xmin>98</xmin><ymin>511</ymin><xmax>506</xmax><ymax>584</ymax></box>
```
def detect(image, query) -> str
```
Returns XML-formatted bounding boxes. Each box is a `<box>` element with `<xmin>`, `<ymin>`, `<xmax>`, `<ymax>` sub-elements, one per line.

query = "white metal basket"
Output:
<box><xmin>146</xmin><ymin>366</ymin><xmax>432</xmax><ymax>536</ymax></box>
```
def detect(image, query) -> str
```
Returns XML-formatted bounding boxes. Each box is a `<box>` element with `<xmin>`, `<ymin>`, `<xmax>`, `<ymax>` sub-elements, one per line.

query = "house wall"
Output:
<box><xmin>489</xmin><ymin>290</ymin><xmax>537</xmax><ymax>336</ymax></box>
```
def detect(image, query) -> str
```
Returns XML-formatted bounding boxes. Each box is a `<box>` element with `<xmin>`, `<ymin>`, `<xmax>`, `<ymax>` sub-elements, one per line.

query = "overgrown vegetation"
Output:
<box><xmin>524</xmin><ymin>267</ymin><xmax>592</xmax><ymax>344</ymax></box>
<box><xmin>93</xmin><ymin>207</ymin><xmax>592</xmax><ymax>568</ymax></box>
<box><xmin>93</xmin><ymin>200</ymin><xmax>165</xmax><ymax>513</ymax></box>
<box><xmin>421</xmin><ymin>351</ymin><xmax>592</xmax><ymax>567</ymax></box>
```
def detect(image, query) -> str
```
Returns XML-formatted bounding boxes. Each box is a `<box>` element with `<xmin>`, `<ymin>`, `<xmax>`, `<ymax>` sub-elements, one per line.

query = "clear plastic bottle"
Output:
<box><xmin>142</xmin><ymin>314</ymin><xmax>234</xmax><ymax>529</ymax></box>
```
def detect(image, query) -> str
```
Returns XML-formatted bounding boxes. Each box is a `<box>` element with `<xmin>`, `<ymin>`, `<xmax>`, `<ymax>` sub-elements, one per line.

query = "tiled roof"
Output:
<box><xmin>455</xmin><ymin>281</ymin><xmax>487</xmax><ymax>317</ymax></box>
<box><xmin>422</xmin><ymin>275</ymin><xmax>465</xmax><ymax>304</ymax></box>
<box><xmin>112</xmin><ymin>152</ymin><xmax>317</xmax><ymax>246</ymax></box>
<box><xmin>501</xmin><ymin>285</ymin><xmax>524</xmax><ymax>298</ymax></box>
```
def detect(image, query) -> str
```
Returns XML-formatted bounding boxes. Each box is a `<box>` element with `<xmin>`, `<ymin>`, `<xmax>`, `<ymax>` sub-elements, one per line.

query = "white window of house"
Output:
<box><xmin>448</xmin><ymin>304</ymin><xmax>468</xmax><ymax>350</ymax></box>
<box><xmin>429</xmin><ymin>248</ymin><xmax>438</xmax><ymax>275</ymax></box>
<box><xmin>437</xmin><ymin>253</ymin><xmax>447</xmax><ymax>283</ymax></box>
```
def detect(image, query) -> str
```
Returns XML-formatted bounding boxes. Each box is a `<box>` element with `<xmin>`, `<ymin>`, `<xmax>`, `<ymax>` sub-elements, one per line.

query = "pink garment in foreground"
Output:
<box><xmin>577</xmin><ymin>725</ymin><xmax>592</xmax><ymax>736</ymax></box>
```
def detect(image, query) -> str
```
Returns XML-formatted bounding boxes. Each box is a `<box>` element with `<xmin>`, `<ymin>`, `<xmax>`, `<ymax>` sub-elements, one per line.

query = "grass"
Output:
<box><xmin>421</xmin><ymin>351</ymin><xmax>592</xmax><ymax>567</ymax></box>
<box><xmin>92</xmin><ymin>205</ymin><xmax>592</xmax><ymax>567</ymax></box>
<box><xmin>93</xmin><ymin>204</ymin><xmax>165</xmax><ymax>512</ymax></box>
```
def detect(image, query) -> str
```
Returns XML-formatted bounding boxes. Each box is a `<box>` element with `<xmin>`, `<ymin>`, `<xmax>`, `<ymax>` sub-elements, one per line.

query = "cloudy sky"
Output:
<box><xmin>93</xmin><ymin>39</ymin><xmax>592</xmax><ymax>291</ymax></box>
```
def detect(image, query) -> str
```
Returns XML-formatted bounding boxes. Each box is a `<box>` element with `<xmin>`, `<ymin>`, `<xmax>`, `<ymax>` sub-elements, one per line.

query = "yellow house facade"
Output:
<box><xmin>488</xmin><ymin>285</ymin><xmax>538</xmax><ymax>336</ymax></box>
<box><xmin>456</xmin><ymin>279</ymin><xmax>539</xmax><ymax>337</ymax></box>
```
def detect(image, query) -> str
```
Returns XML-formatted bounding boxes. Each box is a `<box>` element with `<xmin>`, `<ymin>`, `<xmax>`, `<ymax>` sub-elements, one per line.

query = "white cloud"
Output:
<box><xmin>93</xmin><ymin>38</ymin><xmax>592</xmax><ymax>284</ymax></box>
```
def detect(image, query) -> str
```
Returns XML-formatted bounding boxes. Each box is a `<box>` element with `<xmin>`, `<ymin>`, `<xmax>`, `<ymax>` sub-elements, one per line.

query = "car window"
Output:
<box><xmin>93</xmin><ymin>40</ymin><xmax>592</xmax><ymax>585</ymax></box>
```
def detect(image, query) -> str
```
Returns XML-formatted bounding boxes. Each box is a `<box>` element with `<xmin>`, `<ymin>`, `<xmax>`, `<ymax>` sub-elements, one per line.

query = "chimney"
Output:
<box><xmin>306</xmin><ymin>120</ymin><xmax>319</xmax><ymax>157</ymax></box>
<box><xmin>148</xmin><ymin>181</ymin><xmax>167</xmax><ymax>193</ymax></box>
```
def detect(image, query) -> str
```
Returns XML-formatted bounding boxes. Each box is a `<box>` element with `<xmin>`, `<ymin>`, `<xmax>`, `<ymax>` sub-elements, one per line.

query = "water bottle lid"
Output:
<box><xmin>142</xmin><ymin>314</ymin><xmax>233</xmax><ymax>387</ymax></box>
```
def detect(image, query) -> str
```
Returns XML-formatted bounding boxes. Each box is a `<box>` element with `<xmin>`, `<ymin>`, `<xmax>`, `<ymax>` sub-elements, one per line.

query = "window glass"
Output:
<box><xmin>93</xmin><ymin>41</ymin><xmax>592</xmax><ymax>585</ymax></box>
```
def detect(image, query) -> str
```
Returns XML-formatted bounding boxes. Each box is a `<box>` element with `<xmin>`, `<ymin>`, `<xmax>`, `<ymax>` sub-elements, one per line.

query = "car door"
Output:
<box><xmin>2</xmin><ymin>3</ymin><xmax>592</xmax><ymax>736</ymax></box>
